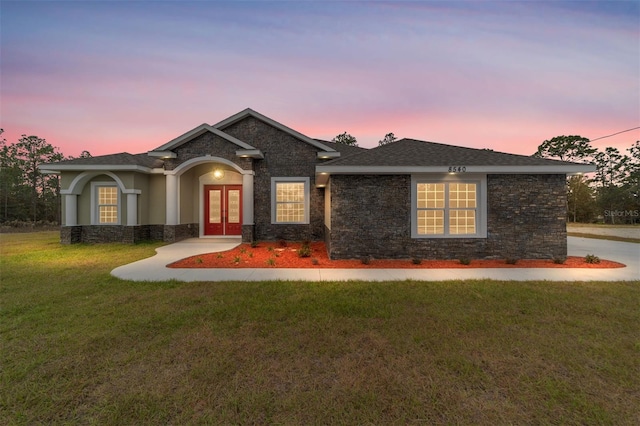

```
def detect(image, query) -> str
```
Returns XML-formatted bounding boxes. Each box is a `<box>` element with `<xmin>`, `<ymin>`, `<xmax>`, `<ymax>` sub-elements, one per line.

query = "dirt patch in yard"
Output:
<box><xmin>167</xmin><ymin>242</ymin><xmax>624</xmax><ymax>269</ymax></box>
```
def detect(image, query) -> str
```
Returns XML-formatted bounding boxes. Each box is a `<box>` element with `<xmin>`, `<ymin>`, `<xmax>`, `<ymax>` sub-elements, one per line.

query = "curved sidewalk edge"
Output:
<box><xmin>111</xmin><ymin>237</ymin><xmax>639</xmax><ymax>282</ymax></box>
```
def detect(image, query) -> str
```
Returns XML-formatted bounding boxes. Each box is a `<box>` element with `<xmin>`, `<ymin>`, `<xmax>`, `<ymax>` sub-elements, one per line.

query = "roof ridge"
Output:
<box><xmin>320</xmin><ymin>137</ymin><xmax>594</xmax><ymax>168</ymax></box>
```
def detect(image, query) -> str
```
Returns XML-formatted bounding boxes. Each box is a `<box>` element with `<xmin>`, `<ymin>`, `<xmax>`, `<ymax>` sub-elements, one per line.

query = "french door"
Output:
<box><xmin>204</xmin><ymin>185</ymin><xmax>242</xmax><ymax>236</ymax></box>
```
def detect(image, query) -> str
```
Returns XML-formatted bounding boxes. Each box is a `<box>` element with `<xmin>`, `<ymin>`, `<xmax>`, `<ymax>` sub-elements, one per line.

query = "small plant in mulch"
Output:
<box><xmin>585</xmin><ymin>254</ymin><xmax>601</xmax><ymax>264</ymax></box>
<box><xmin>459</xmin><ymin>257</ymin><xmax>471</xmax><ymax>265</ymax></box>
<box><xmin>248</xmin><ymin>252</ymin><xmax>253</xmax><ymax>258</ymax></box>
<box><xmin>311</xmin><ymin>258</ymin><xmax>319</xmax><ymax>265</ymax></box>
<box><xmin>216</xmin><ymin>253</ymin><xmax>224</xmax><ymax>259</ymax></box>
<box><xmin>411</xmin><ymin>257</ymin><xmax>422</xmax><ymax>265</ymax></box>
<box><xmin>250</xmin><ymin>240</ymin><xmax>259</xmax><ymax>248</ymax></box>
<box><xmin>552</xmin><ymin>255</ymin><xmax>566</xmax><ymax>264</ymax></box>
<box><xmin>239</xmin><ymin>247</ymin><xmax>247</xmax><ymax>254</ymax></box>
<box><xmin>195</xmin><ymin>257</ymin><xmax>203</xmax><ymax>264</ymax></box>
<box><xmin>361</xmin><ymin>255</ymin><xmax>372</xmax><ymax>265</ymax></box>
<box><xmin>266</xmin><ymin>257</ymin><xmax>276</xmax><ymax>266</ymax></box>
<box><xmin>505</xmin><ymin>257</ymin><xmax>519</xmax><ymax>265</ymax></box>
<box><xmin>267</xmin><ymin>246</ymin><xmax>275</xmax><ymax>252</ymax></box>
<box><xmin>233</xmin><ymin>256</ymin><xmax>241</xmax><ymax>264</ymax></box>
<box><xmin>298</xmin><ymin>242</ymin><xmax>312</xmax><ymax>258</ymax></box>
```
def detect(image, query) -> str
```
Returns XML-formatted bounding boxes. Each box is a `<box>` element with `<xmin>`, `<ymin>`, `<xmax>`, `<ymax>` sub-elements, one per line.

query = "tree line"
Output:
<box><xmin>1</xmin><ymin>129</ymin><xmax>637</xmax><ymax>226</ymax></box>
<box><xmin>0</xmin><ymin>129</ymin><xmax>91</xmax><ymax>225</ymax></box>
<box><xmin>533</xmin><ymin>135</ymin><xmax>639</xmax><ymax>224</ymax></box>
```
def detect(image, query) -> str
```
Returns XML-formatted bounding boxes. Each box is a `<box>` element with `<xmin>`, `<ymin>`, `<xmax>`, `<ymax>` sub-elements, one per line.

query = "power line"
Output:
<box><xmin>590</xmin><ymin>126</ymin><xmax>640</xmax><ymax>142</ymax></box>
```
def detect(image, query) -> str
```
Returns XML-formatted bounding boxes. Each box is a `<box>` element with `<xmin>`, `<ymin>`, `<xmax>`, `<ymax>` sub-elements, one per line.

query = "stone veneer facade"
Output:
<box><xmin>60</xmin><ymin>224</ymin><xmax>197</xmax><ymax>244</ymax></box>
<box><xmin>327</xmin><ymin>174</ymin><xmax>567</xmax><ymax>260</ymax></box>
<box><xmin>220</xmin><ymin>116</ymin><xmax>326</xmax><ymax>242</ymax></box>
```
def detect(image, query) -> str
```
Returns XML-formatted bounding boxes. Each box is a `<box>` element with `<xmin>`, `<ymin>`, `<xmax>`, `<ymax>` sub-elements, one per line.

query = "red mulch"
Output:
<box><xmin>167</xmin><ymin>242</ymin><xmax>625</xmax><ymax>269</ymax></box>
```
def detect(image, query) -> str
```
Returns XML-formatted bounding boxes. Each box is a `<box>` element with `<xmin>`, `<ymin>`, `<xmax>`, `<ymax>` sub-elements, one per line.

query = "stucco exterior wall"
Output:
<box><xmin>147</xmin><ymin>174</ymin><xmax>166</xmax><ymax>225</ymax></box>
<box><xmin>76</xmin><ymin>175</ymin><xmax>130</xmax><ymax>225</ymax></box>
<box><xmin>179</xmin><ymin>167</ymin><xmax>197</xmax><ymax>225</ymax></box>
<box><xmin>328</xmin><ymin>174</ymin><xmax>567</xmax><ymax>260</ymax></box>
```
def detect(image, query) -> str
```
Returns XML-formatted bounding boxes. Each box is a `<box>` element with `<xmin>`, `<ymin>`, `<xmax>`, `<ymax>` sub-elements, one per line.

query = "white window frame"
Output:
<box><xmin>411</xmin><ymin>174</ymin><xmax>487</xmax><ymax>238</ymax></box>
<box><xmin>91</xmin><ymin>182</ymin><xmax>121</xmax><ymax>225</ymax></box>
<box><xmin>271</xmin><ymin>177</ymin><xmax>310</xmax><ymax>224</ymax></box>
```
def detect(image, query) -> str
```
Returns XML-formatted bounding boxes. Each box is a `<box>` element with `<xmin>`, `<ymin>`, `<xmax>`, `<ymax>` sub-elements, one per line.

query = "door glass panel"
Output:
<box><xmin>209</xmin><ymin>190</ymin><xmax>221</xmax><ymax>223</ymax></box>
<box><xmin>227</xmin><ymin>189</ymin><xmax>240</xmax><ymax>223</ymax></box>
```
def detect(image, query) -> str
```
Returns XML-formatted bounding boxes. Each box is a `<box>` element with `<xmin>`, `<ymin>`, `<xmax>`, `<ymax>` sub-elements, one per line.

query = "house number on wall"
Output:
<box><xmin>448</xmin><ymin>166</ymin><xmax>467</xmax><ymax>172</ymax></box>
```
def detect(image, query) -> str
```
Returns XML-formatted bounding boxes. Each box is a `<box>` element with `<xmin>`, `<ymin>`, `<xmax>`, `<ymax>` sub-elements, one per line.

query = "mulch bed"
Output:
<box><xmin>167</xmin><ymin>241</ymin><xmax>625</xmax><ymax>269</ymax></box>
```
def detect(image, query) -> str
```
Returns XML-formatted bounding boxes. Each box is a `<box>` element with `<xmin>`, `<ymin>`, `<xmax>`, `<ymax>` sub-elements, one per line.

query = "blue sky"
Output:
<box><xmin>1</xmin><ymin>1</ymin><xmax>638</xmax><ymax>157</ymax></box>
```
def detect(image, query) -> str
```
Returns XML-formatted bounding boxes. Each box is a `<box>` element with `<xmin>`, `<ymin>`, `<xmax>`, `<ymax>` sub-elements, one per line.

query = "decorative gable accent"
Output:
<box><xmin>148</xmin><ymin>123</ymin><xmax>264</xmax><ymax>159</ymax></box>
<box><xmin>213</xmin><ymin>108</ymin><xmax>339</xmax><ymax>160</ymax></box>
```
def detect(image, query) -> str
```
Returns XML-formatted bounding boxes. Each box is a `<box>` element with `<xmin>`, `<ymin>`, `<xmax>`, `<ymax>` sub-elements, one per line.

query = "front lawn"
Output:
<box><xmin>1</xmin><ymin>232</ymin><xmax>638</xmax><ymax>424</ymax></box>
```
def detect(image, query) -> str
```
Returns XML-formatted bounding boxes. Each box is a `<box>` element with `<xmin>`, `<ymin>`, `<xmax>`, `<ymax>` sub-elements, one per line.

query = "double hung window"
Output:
<box><xmin>412</xmin><ymin>176</ymin><xmax>485</xmax><ymax>238</ymax></box>
<box><xmin>271</xmin><ymin>178</ymin><xmax>310</xmax><ymax>224</ymax></box>
<box><xmin>92</xmin><ymin>184</ymin><xmax>120</xmax><ymax>225</ymax></box>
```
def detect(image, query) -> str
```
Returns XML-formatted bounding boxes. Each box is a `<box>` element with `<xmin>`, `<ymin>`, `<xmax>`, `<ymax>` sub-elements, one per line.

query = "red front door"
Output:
<box><xmin>204</xmin><ymin>185</ymin><xmax>242</xmax><ymax>236</ymax></box>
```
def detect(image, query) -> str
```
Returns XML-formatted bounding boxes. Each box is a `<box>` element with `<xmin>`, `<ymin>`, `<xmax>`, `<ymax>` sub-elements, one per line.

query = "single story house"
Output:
<box><xmin>41</xmin><ymin>108</ymin><xmax>595</xmax><ymax>260</ymax></box>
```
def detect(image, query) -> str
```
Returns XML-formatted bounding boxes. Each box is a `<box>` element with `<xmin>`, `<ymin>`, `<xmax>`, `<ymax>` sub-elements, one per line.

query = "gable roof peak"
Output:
<box><xmin>149</xmin><ymin>122</ymin><xmax>257</xmax><ymax>153</ymax></box>
<box><xmin>213</xmin><ymin>108</ymin><xmax>339</xmax><ymax>154</ymax></box>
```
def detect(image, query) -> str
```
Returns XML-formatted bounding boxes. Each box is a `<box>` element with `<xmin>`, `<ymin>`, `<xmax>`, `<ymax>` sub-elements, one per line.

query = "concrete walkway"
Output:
<box><xmin>111</xmin><ymin>237</ymin><xmax>639</xmax><ymax>282</ymax></box>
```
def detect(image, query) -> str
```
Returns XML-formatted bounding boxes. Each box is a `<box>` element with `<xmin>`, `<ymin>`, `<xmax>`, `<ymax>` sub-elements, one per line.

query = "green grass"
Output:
<box><xmin>1</xmin><ymin>232</ymin><xmax>639</xmax><ymax>425</ymax></box>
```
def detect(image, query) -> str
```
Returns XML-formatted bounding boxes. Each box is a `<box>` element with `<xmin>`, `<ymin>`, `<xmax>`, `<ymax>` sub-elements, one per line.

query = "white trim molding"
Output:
<box><xmin>62</xmin><ymin>171</ymin><xmax>142</xmax><ymax>196</ymax></box>
<box><xmin>316</xmin><ymin>164</ymin><xmax>595</xmax><ymax>186</ymax></box>
<box><xmin>150</xmin><ymin>123</ymin><xmax>257</xmax><ymax>152</ymax></box>
<box><xmin>167</xmin><ymin>156</ymin><xmax>254</xmax><ymax>176</ymax></box>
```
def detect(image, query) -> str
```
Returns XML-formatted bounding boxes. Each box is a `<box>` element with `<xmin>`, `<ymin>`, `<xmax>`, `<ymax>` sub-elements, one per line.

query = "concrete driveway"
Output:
<box><xmin>111</xmin><ymin>236</ymin><xmax>639</xmax><ymax>282</ymax></box>
<box><xmin>567</xmin><ymin>224</ymin><xmax>640</xmax><ymax>239</ymax></box>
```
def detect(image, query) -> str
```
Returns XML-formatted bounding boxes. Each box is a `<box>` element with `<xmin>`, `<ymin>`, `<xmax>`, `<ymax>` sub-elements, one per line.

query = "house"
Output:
<box><xmin>40</xmin><ymin>108</ymin><xmax>595</xmax><ymax>260</ymax></box>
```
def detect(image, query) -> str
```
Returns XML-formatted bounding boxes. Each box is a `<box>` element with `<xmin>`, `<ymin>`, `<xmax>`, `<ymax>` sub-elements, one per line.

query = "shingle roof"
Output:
<box><xmin>43</xmin><ymin>153</ymin><xmax>164</xmax><ymax>169</ymax></box>
<box><xmin>313</xmin><ymin>139</ymin><xmax>368</xmax><ymax>157</ymax></box>
<box><xmin>321</xmin><ymin>138</ymin><xmax>587</xmax><ymax>167</ymax></box>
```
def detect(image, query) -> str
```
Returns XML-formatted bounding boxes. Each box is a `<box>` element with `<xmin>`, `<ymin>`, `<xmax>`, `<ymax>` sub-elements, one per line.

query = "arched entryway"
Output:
<box><xmin>165</xmin><ymin>156</ymin><xmax>254</xmax><ymax>240</ymax></box>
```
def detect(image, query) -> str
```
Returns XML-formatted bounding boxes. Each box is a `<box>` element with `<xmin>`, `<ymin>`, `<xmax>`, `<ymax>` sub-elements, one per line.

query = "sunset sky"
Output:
<box><xmin>2</xmin><ymin>1</ymin><xmax>638</xmax><ymax>158</ymax></box>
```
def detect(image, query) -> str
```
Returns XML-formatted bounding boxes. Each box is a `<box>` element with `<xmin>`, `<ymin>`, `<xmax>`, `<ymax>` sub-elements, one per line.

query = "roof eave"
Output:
<box><xmin>317</xmin><ymin>151</ymin><xmax>341</xmax><ymax>160</ymax></box>
<box><xmin>147</xmin><ymin>150</ymin><xmax>176</xmax><ymax>159</ymax></box>
<box><xmin>236</xmin><ymin>149</ymin><xmax>264</xmax><ymax>159</ymax></box>
<box><xmin>315</xmin><ymin>164</ymin><xmax>597</xmax><ymax>175</ymax></box>
<box><xmin>38</xmin><ymin>164</ymin><xmax>155</xmax><ymax>173</ymax></box>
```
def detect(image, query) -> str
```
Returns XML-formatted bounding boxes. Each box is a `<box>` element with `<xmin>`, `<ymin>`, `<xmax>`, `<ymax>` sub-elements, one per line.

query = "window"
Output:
<box><xmin>412</xmin><ymin>176</ymin><xmax>486</xmax><ymax>238</ymax></box>
<box><xmin>271</xmin><ymin>178</ymin><xmax>310</xmax><ymax>224</ymax></box>
<box><xmin>92</xmin><ymin>184</ymin><xmax>120</xmax><ymax>225</ymax></box>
